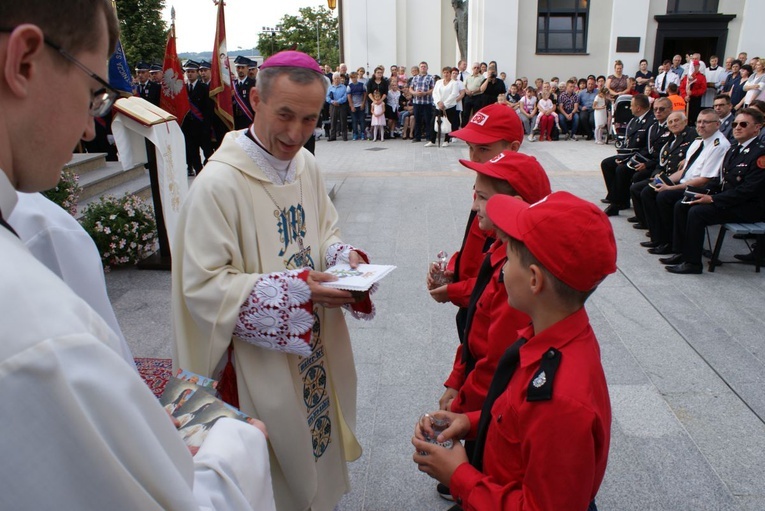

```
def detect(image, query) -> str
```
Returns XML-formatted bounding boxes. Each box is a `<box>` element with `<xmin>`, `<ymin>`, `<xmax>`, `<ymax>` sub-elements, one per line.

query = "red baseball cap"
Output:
<box><xmin>449</xmin><ymin>103</ymin><xmax>524</xmax><ymax>145</ymax></box>
<box><xmin>459</xmin><ymin>151</ymin><xmax>551</xmax><ymax>204</ymax></box>
<box><xmin>486</xmin><ymin>191</ymin><xmax>617</xmax><ymax>292</ymax></box>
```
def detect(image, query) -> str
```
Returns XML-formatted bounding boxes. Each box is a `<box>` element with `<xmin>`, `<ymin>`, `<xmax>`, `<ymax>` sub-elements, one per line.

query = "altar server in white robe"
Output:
<box><xmin>172</xmin><ymin>51</ymin><xmax>375</xmax><ymax>511</ymax></box>
<box><xmin>0</xmin><ymin>2</ymin><xmax>275</xmax><ymax>509</ymax></box>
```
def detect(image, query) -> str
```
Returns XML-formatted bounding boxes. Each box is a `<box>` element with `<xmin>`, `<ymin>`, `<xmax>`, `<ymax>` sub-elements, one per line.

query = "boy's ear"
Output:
<box><xmin>528</xmin><ymin>264</ymin><xmax>545</xmax><ymax>296</ymax></box>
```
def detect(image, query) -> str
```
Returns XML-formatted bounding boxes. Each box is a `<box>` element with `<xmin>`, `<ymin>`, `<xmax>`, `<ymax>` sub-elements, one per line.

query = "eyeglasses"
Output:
<box><xmin>695</xmin><ymin>119</ymin><xmax>719</xmax><ymax>125</ymax></box>
<box><xmin>0</xmin><ymin>27</ymin><xmax>120</xmax><ymax>117</ymax></box>
<box><xmin>732</xmin><ymin>121</ymin><xmax>754</xmax><ymax>128</ymax></box>
<box><xmin>653</xmin><ymin>107</ymin><xmax>667</xmax><ymax>112</ymax></box>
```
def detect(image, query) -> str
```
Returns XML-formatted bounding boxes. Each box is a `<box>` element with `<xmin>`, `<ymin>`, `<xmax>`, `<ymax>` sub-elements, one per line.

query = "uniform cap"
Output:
<box><xmin>234</xmin><ymin>55</ymin><xmax>251</xmax><ymax>67</ymax></box>
<box><xmin>459</xmin><ymin>151</ymin><xmax>551</xmax><ymax>204</ymax></box>
<box><xmin>150</xmin><ymin>63</ymin><xmax>163</xmax><ymax>72</ymax></box>
<box><xmin>486</xmin><ymin>191</ymin><xmax>617</xmax><ymax>292</ymax></box>
<box><xmin>260</xmin><ymin>50</ymin><xmax>322</xmax><ymax>74</ymax></box>
<box><xmin>198</xmin><ymin>60</ymin><xmax>212</xmax><ymax>69</ymax></box>
<box><xmin>135</xmin><ymin>61</ymin><xmax>150</xmax><ymax>72</ymax></box>
<box><xmin>183</xmin><ymin>60</ymin><xmax>200</xmax><ymax>71</ymax></box>
<box><xmin>449</xmin><ymin>103</ymin><xmax>524</xmax><ymax>145</ymax></box>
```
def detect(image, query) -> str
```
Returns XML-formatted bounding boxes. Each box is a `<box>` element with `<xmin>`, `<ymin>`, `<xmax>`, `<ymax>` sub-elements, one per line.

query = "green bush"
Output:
<box><xmin>42</xmin><ymin>169</ymin><xmax>82</xmax><ymax>217</ymax></box>
<box><xmin>80</xmin><ymin>194</ymin><xmax>158</xmax><ymax>270</ymax></box>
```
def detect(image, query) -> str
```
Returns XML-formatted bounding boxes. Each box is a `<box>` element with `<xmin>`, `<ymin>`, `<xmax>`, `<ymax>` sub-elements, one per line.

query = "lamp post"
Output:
<box><xmin>260</xmin><ymin>26</ymin><xmax>281</xmax><ymax>55</ymax></box>
<box><xmin>316</xmin><ymin>19</ymin><xmax>320</xmax><ymax>64</ymax></box>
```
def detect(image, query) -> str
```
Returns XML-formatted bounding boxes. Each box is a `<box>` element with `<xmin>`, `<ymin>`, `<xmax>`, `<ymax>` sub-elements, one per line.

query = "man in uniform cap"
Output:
<box><xmin>248</xmin><ymin>59</ymin><xmax>259</xmax><ymax>82</ymax></box>
<box><xmin>233</xmin><ymin>55</ymin><xmax>255</xmax><ymax>129</ymax></box>
<box><xmin>173</xmin><ymin>50</ymin><xmax>373</xmax><ymax>511</ymax></box>
<box><xmin>149</xmin><ymin>62</ymin><xmax>162</xmax><ymax>83</ymax></box>
<box><xmin>198</xmin><ymin>59</ymin><xmax>212</xmax><ymax>86</ymax></box>
<box><xmin>134</xmin><ymin>61</ymin><xmax>161</xmax><ymax>106</ymax></box>
<box><xmin>182</xmin><ymin>59</ymin><xmax>212</xmax><ymax>175</ymax></box>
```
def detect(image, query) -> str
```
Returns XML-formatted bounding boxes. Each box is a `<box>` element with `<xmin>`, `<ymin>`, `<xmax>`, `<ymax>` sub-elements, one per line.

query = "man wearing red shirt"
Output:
<box><xmin>681</xmin><ymin>60</ymin><xmax>707</xmax><ymax>124</ymax></box>
<box><xmin>414</xmin><ymin>192</ymin><xmax>617</xmax><ymax>511</ymax></box>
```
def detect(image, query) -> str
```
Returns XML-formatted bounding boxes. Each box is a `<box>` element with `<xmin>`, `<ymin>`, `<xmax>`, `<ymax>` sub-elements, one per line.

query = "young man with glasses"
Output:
<box><xmin>0</xmin><ymin>2</ymin><xmax>275</xmax><ymax>509</ymax></box>
<box><xmin>665</xmin><ymin>108</ymin><xmax>765</xmax><ymax>273</ymax></box>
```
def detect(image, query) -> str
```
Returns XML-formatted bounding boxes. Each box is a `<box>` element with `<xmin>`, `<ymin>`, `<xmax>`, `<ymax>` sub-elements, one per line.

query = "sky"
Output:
<box><xmin>162</xmin><ymin>0</ymin><xmax>329</xmax><ymax>53</ymax></box>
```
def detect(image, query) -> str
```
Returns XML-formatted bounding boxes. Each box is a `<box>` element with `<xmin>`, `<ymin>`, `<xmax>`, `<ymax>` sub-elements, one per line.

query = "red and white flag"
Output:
<box><xmin>159</xmin><ymin>25</ymin><xmax>190</xmax><ymax>124</ymax></box>
<box><xmin>210</xmin><ymin>0</ymin><xmax>235</xmax><ymax>131</ymax></box>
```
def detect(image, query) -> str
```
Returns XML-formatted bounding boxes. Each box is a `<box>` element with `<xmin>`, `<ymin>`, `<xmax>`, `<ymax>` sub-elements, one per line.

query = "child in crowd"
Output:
<box><xmin>519</xmin><ymin>87</ymin><xmax>538</xmax><ymax>136</ymax></box>
<box><xmin>397</xmin><ymin>66</ymin><xmax>408</xmax><ymax>89</ymax></box>
<box><xmin>387</xmin><ymin>81</ymin><xmax>402</xmax><ymax>137</ymax></box>
<box><xmin>594</xmin><ymin>86</ymin><xmax>609</xmax><ymax>144</ymax></box>
<box><xmin>536</xmin><ymin>90</ymin><xmax>557</xmax><ymax>141</ymax></box>
<box><xmin>400</xmin><ymin>88</ymin><xmax>415</xmax><ymax>139</ymax></box>
<box><xmin>414</xmin><ymin>191</ymin><xmax>617</xmax><ymax>511</ymax></box>
<box><xmin>644</xmin><ymin>83</ymin><xmax>659</xmax><ymax>103</ymax></box>
<box><xmin>371</xmin><ymin>90</ymin><xmax>386</xmax><ymax>142</ymax></box>
<box><xmin>347</xmin><ymin>71</ymin><xmax>368</xmax><ymax>141</ymax></box>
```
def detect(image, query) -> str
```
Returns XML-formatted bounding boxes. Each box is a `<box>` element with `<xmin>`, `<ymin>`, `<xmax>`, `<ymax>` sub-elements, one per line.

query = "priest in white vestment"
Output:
<box><xmin>172</xmin><ymin>51</ymin><xmax>374</xmax><ymax>511</ymax></box>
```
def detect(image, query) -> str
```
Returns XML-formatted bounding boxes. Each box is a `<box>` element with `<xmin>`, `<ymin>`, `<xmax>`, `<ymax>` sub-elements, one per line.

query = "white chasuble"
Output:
<box><xmin>172</xmin><ymin>131</ymin><xmax>362</xmax><ymax>511</ymax></box>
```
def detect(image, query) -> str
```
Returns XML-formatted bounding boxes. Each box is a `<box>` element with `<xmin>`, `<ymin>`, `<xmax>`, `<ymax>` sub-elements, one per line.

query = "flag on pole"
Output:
<box><xmin>159</xmin><ymin>21</ymin><xmax>190</xmax><ymax>124</ymax></box>
<box><xmin>108</xmin><ymin>39</ymin><xmax>133</xmax><ymax>94</ymax></box>
<box><xmin>210</xmin><ymin>0</ymin><xmax>235</xmax><ymax>131</ymax></box>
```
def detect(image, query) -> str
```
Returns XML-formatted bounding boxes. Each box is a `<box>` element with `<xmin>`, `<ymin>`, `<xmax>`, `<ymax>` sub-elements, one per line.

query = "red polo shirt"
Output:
<box><xmin>450</xmin><ymin>307</ymin><xmax>611</xmax><ymax>511</ymax></box>
<box><xmin>446</xmin><ymin>214</ymin><xmax>490</xmax><ymax>308</ymax></box>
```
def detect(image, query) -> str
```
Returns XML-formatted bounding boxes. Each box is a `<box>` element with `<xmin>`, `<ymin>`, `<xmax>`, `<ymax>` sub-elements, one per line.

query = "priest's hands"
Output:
<box><xmin>308</xmin><ymin>271</ymin><xmax>356</xmax><ymax>308</ymax></box>
<box><xmin>349</xmin><ymin>250</ymin><xmax>363</xmax><ymax>269</ymax></box>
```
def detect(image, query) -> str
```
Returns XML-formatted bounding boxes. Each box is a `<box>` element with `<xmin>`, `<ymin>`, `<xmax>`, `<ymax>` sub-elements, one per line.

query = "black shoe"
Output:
<box><xmin>648</xmin><ymin>244</ymin><xmax>672</xmax><ymax>255</ymax></box>
<box><xmin>627</xmin><ymin>216</ymin><xmax>639</xmax><ymax>223</ymax></box>
<box><xmin>604</xmin><ymin>204</ymin><xmax>620</xmax><ymax>216</ymax></box>
<box><xmin>640</xmin><ymin>241</ymin><xmax>660</xmax><ymax>248</ymax></box>
<box><xmin>734</xmin><ymin>251</ymin><xmax>763</xmax><ymax>263</ymax></box>
<box><xmin>600</xmin><ymin>198</ymin><xmax>611</xmax><ymax>204</ymax></box>
<box><xmin>659</xmin><ymin>253</ymin><xmax>683</xmax><ymax>265</ymax></box>
<box><xmin>437</xmin><ymin>483</ymin><xmax>454</xmax><ymax>501</ymax></box>
<box><xmin>618</xmin><ymin>204</ymin><xmax>631</xmax><ymax>211</ymax></box>
<box><xmin>666</xmin><ymin>262</ymin><xmax>703</xmax><ymax>274</ymax></box>
<box><xmin>447</xmin><ymin>505</ymin><xmax>463</xmax><ymax>511</ymax></box>
<box><xmin>187</xmin><ymin>169</ymin><xmax>196</xmax><ymax>177</ymax></box>
<box><xmin>633</xmin><ymin>223</ymin><xmax>647</xmax><ymax>229</ymax></box>
<box><xmin>412</xmin><ymin>138</ymin><xmax>421</xmax><ymax>143</ymax></box>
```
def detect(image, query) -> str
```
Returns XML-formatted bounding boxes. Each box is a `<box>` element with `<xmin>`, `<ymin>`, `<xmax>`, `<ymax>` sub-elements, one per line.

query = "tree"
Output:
<box><xmin>257</xmin><ymin>6</ymin><xmax>339</xmax><ymax>68</ymax></box>
<box><xmin>116</xmin><ymin>0</ymin><xmax>168</xmax><ymax>67</ymax></box>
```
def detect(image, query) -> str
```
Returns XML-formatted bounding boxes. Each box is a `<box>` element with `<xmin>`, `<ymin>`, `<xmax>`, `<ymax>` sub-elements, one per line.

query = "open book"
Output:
<box><xmin>113</xmin><ymin>96</ymin><xmax>177</xmax><ymax>126</ymax></box>
<box><xmin>321</xmin><ymin>263</ymin><xmax>396</xmax><ymax>291</ymax></box>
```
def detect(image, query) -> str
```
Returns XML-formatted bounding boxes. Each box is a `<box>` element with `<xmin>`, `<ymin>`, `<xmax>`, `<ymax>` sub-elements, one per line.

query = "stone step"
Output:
<box><xmin>78</xmin><ymin>161</ymin><xmax>149</xmax><ymax>202</ymax></box>
<box><xmin>76</xmin><ymin>172</ymin><xmax>152</xmax><ymax>219</ymax></box>
<box><xmin>65</xmin><ymin>152</ymin><xmax>108</xmax><ymax>177</ymax></box>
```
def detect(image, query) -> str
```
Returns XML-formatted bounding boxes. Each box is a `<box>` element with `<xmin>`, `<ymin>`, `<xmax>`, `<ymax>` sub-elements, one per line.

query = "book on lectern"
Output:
<box><xmin>113</xmin><ymin>96</ymin><xmax>177</xmax><ymax>126</ymax></box>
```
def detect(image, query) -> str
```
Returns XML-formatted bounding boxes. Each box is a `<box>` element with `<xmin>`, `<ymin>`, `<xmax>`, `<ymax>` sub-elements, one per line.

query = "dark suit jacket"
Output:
<box><xmin>624</xmin><ymin>111</ymin><xmax>655</xmax><ymax>151</ymax></box>
<box><xmin>716</xmin><ymin>139</ymin><xmax>765</xmax><ymax>214</ymax></box>
<box><xmin>185</xmin><ymin>80</ymin><xmax>211</xmax><ymax>128</ymax></box>
<box><xmin>719</xmin><ymin>113</ymin><xmax>734</xmax><ymax>141</ymax></box>
<box><xmin>136</xmin><ymin>81</ymin><xmax>161</xmax><ymax>106</ymax></box>
<box><xmin>655</xmin><ymin>126</ymin><xmax>696</xmax><ymax>176</ymax></box>
<box><xmin>641</xmin><ymin>120</ymin><xmax>672</xmax><ymax>171</ymax></box>
<box><xmin>234</xmin><ymin>77</ymin><xmax>255</xmax><ymax>117</ymax></box>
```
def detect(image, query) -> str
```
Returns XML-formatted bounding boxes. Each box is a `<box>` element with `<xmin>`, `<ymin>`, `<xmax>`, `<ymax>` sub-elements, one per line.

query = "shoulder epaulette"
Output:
<box><xmin>526</xmin><ymin>347</ymin><xmax>562</xmax><ymax>402</ymax></box>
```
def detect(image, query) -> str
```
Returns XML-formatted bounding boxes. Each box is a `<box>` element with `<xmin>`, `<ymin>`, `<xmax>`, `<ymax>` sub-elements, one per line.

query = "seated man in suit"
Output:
<box><xmin>600</xmin><ymin>94</ymin><xmax>654</xmax><ymax>216</ymax></box>
<box><xmin>637</xmin><ymin>111</ymin><xmax>696</xmax><ymax>247</ymax></box>
<box><xmin>642</xmin><ymin>109</ymin><xmax>730</xmax><ymax>257</ymax></box>
<box><xmin>713</xmin><ymin>94</ymin><xmax>735</xmax><ymax>141</ymax></box>
<box><xmin>664</xmin><ymin>108</ymin><xmax>765</xmax><ymax>274</ymax></box>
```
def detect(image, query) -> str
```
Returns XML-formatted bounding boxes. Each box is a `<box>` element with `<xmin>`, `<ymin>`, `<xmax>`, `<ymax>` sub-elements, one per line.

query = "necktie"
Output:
<box><xmin>188</xmin><ymin>83</ymin><xmax>192</xmax><ymax>94</ymax></box>
<box><xmin>460</xmin><ymin>72</ymin><xmax>465</xmax><ymax>82</ymax></box>
<box><xmin>661</xmin><ymin>73</ymin><xmax>667</xmax><ymax>92</ymax></box>
<box><xmin>0</xmin><ymin>208</ymin><xmax>19</xmax><ymax>238</ymax></box>
<box><xmin>471</xmin><ymin>337</ymin><xmax>527</xmax><ymax>471</ymax></box>
<box><xmin>682</xmin><ymin>141</ymin><xmax>705</xmax><ymax>178</ymax></box>
<box><xmin>461</xmin><ymin>253</ymin><xmax>497</xmax><ymax>375</ymax></box>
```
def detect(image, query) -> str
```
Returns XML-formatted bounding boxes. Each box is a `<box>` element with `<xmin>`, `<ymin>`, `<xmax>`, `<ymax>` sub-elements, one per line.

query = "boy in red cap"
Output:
<box><xmin>414</xmin><ymin>191</ymin><xmax>617</xmax><ymax>511</ymax></box>
<box><xmin>427</xmin><ymin>103</ymin><xmax>525</xmax><ymax>345</ymax></box>
<box><xmin>433</xmin><ymin>151</ymin><xmax>551</xmax><ymax>503</ymax></box>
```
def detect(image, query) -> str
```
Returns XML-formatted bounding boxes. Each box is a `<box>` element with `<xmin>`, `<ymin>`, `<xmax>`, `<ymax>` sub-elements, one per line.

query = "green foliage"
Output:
<box><xmin>257</xmin><ymin>6</ymin><xmax>339</xmax><ymax>68</ymax></box>
<box><xmin>80</xmin><ymin>194</ymin><xmax>158</xmax><ymax>270</ymax></box>
<box><xmin>116</xmin><ymin>0</ymin><xmax>168</xmax><ymax>67</ymax></box>
<box><xmin>42</xmin><ymin>169</ymin><xmax>82</xmax><ymax>217</ymax></box>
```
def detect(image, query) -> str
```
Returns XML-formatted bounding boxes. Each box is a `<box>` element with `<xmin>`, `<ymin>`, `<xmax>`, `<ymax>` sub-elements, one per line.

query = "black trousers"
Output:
<box><xmin>630</xmin><ymin>179</ymin><xmax>651</xmax><ymax>226</ymax></box>
<box><xmin>329</xmin><ymin>103</ymin><xmax>348</xmax><ymax>141</ymax></box>
<box><xmin>601</xmin><ymin>155</ymin><xmax>650</xmax><ymax>207</ymax></box>
<box><xmin>461</xmin><ymin>95</ymin><xmax>479</xmax><ymax>127</ymax></box>
<box><xmin>182</xmin><ymin>118</ymin><xmax>209</xmax><ymax>172</ymax></box>
<box><xmin>643</xmin><ymin>188</ymin><xmax>684</xmax><ymax>245</ymax></box>
<box><xmin>413</xmin><ymin>104</ymin><xmax>434</xmax><ymax>142</ymax></box>
<box><xmin>580</xmin><ymin>108</ymin><xmax>595</xmax><ymax>139</ymax></box>
<box><xmin>674</xmin><ymin>202</ymin><xmax>764</xmax><ymax>265</ymax></box>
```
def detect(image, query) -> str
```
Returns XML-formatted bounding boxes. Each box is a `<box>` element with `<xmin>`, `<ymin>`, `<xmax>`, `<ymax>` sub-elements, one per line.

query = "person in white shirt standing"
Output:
<box><xmin>703</xmin><ymin>55</ymin><xmax>726</xmax><ymax>107</ymax></box>
<box><xmin>0</xmin><ymin>2</ymin><xmax>276</xmax><ymax>509</ymax></box>
<box><xmin>433</xmin><ymin>66</ymin><xmax>463</xmax><ymax>146</ymax></box>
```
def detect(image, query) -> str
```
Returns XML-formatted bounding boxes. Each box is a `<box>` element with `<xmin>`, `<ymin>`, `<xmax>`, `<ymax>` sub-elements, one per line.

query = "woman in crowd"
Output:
<box><xmin>732</xmin><ymin>64</ymin><xmax>752</xmax><ymax>110</ymax></box>
<box><xmin>606</xmin><ymin>60</ymin><xmax>629</xmax><ymax>100</ymax></box>
<box><xmin>366</xmin><ymin>65</ymin><xmax>389</xmax><ymax>113</ymax></box>
<box><xmin>432</xmin><ymin>66</ymin><xmax>462</xmax><ymax>146</ymax></box>
<box><xmin>634</xmin><ymin>59</ymin><xmax>653</xmax><ymax>94</ymax></box>
<box><xmin>741</xmin><ymin>58</ymin><xmax>765</xmax><ymax>108</ymax></box>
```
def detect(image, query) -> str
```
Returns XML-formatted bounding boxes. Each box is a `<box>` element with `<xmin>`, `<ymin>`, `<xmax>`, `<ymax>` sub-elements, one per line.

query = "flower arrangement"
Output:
<box><xmin>42</xmin><ymin>169</ymin><xmax>82</xmax><ymax>217</ymax></box>
<box><xmin>80</xmin><ymin>194</ymin><xmax>158</xmax><ymax>270</ymax></box>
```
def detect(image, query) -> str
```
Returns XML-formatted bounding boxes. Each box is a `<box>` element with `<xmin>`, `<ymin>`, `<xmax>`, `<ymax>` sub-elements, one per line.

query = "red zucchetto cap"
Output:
<box><xmin>486</xmin><ymin>191</ymin><xmax>617</xmax><ymax>292</ymax></box>
<box><xmin>259</xmin><ymin>51</ymin><xmax>323</xmax><ymax>74</ymax></box>
<box><xmin>459</xmin><ymin>151</ymin><xmax>551</xmax><ymax>204</ymax></box>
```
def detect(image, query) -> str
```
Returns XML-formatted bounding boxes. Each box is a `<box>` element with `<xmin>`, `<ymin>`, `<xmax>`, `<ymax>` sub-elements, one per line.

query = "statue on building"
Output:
<box><xmin>452</xmin><ymin>0</ymin><xmax>468</xmax><ymax>62</ymax></box>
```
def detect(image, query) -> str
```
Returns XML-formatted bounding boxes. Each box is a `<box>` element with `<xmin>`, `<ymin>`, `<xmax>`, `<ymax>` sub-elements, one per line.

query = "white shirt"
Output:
<box><xmin>655</xmin><ymin>70</ymin><xmax>680</xmax><ymax>94</ymax></box>
<box><xmin>680</xmin><ymin>132</ymin><xmax>730</xmax><ymax>183</ymax></box>
<box><xmin>0</xmin><ymin>170</ymin><xmax>276</xmax><ymax>511</ymax></box>
<box><xmin>432</xmin><ymin>79</ymin><xmax>462</xmax><ymax>109</ymax></box>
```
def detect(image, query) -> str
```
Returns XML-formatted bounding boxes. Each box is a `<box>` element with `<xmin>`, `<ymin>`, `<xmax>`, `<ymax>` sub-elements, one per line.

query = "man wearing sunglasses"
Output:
<box><xmin>0</xmin><ymin>2</ymin><xmax>276</xmax><ymax>509</ymax></box>
<box><xmin>664</xmin><ymin>108</ymin><xmax>765</xmax><ymax>274</ymax></box>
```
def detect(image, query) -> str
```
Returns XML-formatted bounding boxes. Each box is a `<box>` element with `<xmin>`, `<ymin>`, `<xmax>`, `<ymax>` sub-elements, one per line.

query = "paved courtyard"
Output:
<box><xmin>107</xmin><ymin>134</ymin><xmax>765</xmax><ymax>510</ymax></box>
